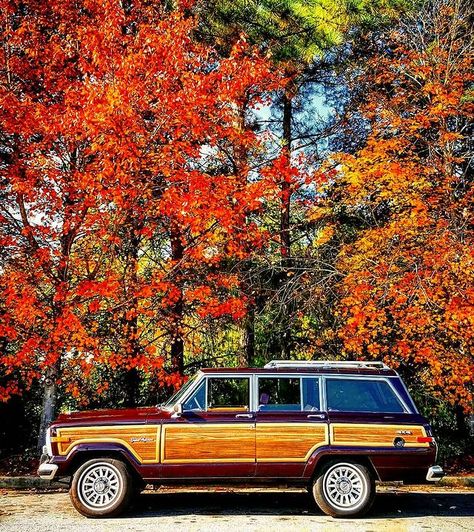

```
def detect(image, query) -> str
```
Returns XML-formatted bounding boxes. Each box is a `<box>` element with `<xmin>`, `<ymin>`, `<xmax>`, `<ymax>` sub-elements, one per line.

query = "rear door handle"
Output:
<box><xmin>235</xmin><ymin>413</ymin><xmax>254</xmax><ymax>419</ymax></box>
<box><xmin>307</xmin><ymin>413</ymin><xmax>326</xmax><ymax>419</ymax></box>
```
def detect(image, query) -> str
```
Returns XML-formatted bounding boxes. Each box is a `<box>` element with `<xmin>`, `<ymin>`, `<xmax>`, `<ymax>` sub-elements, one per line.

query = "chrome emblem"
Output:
<box><xmin>130</xmin><ymin>437</ymin><xmax>154</xmax><ymax>443</ymax></box>
<box><xmin>396</xmin><ymin>430</ymin><xmax>412</xmax><ymax>435</ymax></box>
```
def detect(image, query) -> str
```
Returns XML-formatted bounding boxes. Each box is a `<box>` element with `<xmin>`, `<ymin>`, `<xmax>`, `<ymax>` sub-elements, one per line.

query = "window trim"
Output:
<box><xmin>175</xmin><ymin>372</ymin><xmax>412</xmax><ymax>415</ymax></box>
<box><xmin>323</xmin><ymin>375</ymin><xmax>410</xmax><ymax>414</ymax></box>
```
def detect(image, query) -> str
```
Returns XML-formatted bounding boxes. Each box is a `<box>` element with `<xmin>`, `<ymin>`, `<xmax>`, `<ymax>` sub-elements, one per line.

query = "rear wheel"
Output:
<box><xmin>312</xmin><ymin>461</ymin><xmax>375</xmax><ymax>517</ymax></box>
<box><xmin>70</xmin><ymin>458</ymin><xmax>133</xmax><ymax>518</ymax></box>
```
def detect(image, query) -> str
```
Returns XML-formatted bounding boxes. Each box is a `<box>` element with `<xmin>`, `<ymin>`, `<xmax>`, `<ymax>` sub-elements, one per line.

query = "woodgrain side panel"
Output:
<box><xmin>330</xmin><ymin>423</ymin><xmax>429</xmax><ymax>448</ymax></box>
<box><xmin>256</xmin><ymin>423</ymin><xmax>329</xmax><ymax>462</ymax></box>
<box><xmin>54</xmin><ymin>425</ymin><xmax>160</xmax><ymax>463</ymax></box>
<box><xmin>162</xmin><ymin>424</ymin><xmax>255</xmax><ymax>463</ymax></box>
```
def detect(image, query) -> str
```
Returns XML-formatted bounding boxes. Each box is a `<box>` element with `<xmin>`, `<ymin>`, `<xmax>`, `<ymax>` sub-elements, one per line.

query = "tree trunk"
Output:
<box><xmin>170</xmin><ymin>225</ymin><xmax>184</xmax><ymax>374</ymax></box>
<box><xmin>280</xmin><ymin>92</ymin><xmax>293</xmax><ymax>359</ymax></box>
<box><xmin>281</xmin><ymin>92</ymin><xmax>292</xmax><ymax>263</ymax></box>
<box><xmin>37</xmin><ymin>360</ymin><xmax>60</xmax><ymax>451</ymax></box>
<box><xmin>37</xmin><ymin>220</ymin><xmax>73</xmax><ymax>450</ymax></box>
<box><xmin>455</xmin><ymin>404</ymin><xmax>468</xmax><ymax>437</ymax></box>
<box><xmin>240</xmin><ymin>307</ymin><xmax>255</xmax><ymax>366</ymax></box>
<box><xmin>123</xmin><ymin>218</ymin><xmax>142</xmax><ymax>406</ymax></box>
<box><xmin>123</xmin><ymin>367</ymin><xmax>140</xmax><ymax>407</ymax></box>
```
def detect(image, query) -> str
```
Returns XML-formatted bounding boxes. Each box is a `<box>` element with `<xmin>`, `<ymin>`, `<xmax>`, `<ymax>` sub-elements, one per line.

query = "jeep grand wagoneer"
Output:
<box><xmin>38</xmin><ymin>360</ymin><xmax>444</xmax><ymax>518</ymax></box>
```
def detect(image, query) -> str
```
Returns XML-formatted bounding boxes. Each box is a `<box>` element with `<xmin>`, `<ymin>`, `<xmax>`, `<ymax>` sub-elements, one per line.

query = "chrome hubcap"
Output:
<box><xmin>337</xmin><ymin>477</ymin><xmax>352</xmax><ymax>494</ymax></box>
<box><xmin>323</xmin><ymin>464</ymin><xmax>367</xmax><ymax>510</ymax></box>
<box><xmin>78</xmin><ymin>463</ymin><xmax>122</xmax><ymax>509</ymax></box>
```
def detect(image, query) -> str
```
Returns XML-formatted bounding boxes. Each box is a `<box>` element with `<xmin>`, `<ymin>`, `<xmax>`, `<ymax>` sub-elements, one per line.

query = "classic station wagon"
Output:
<box><xmin>38</xmin><ymin>360</ymin><xmax>444</xmax><ymax>518</ymax></box>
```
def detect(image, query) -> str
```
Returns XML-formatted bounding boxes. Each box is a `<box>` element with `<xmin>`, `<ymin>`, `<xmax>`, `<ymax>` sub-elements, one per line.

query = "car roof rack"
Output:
<box><xmin>263</xmin><ymin>360</ymin><xmax>390</xmax><ymax>370</ymax></box>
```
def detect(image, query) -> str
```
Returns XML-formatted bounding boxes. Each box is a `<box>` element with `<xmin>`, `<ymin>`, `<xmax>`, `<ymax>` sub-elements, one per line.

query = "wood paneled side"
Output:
<box><xmin>330</xmin><ymin>423</ymin><xmax>428</xmax><ymax>448</ymax></box>
<box><xmin>256</xmin><ymin>423</ymin><xmax>329</xmax><ymax>462</ymax></box>
<box><xmin>54</xmin><ymin>425</ymin><xmax>160</xmax><ymax>463</ymax></box>
<box><xmin>162</xmin><ymin>424</ymin><xmax>255</xmax><ymax>463</ymax></box>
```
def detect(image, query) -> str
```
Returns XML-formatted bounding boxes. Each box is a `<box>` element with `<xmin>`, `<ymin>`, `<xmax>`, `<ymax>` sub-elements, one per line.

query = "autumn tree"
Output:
<box><xmin>319</xmin><ymin>0</ymin><xmax>473</xmax><ymax>410</ymax></box>
<box><xmin>194</xmin><ymin>0</ymin><xmax>413</xmax><ymax>362</ymax></box>
<box><xmin>0</xmin><ymin>0</ymin><xmax>284</xmax><ymax>446</ymax></box>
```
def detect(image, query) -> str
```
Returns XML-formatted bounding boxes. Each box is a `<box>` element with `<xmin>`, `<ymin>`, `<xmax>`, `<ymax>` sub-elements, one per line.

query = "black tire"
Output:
<box><xmin>70</xmin><ymin>458</ymin><xmax>133</xmax><ymax>518</ymax></box>
<box><xmin>312</xmin><ymin>460</ymin><xmax>375</xmax><ymax>518</ymax></box>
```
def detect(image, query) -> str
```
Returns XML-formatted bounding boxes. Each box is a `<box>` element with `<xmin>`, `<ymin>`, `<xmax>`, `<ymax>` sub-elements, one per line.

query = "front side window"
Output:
<box><xmin>258</xmin><ymin>377</ymin><xmax>301</xmax><ymax>411</ymax></box>
<box><xmin>208</xmin><ymin>377</ymin><xmax>250</xmax><ymax>411</ymax></box>
<box><xmin>326</xmin><ymin>378</ymin><xmax>405</xmax><ymax>413</ymax></box>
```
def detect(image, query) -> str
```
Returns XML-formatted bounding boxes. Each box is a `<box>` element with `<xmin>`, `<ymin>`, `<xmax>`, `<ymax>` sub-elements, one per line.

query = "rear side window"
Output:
<box><xmin>326</xmin><ymin>378</ymin><xmax>405</xmax><ymax>413</ymax></box>
<box><xmin>258</xmin><ymin>377</ymin><xmax>301</xmax><ymax>411</ymax></box>
<box><xmin>302</xmin><ymin>378</ymin><xmax>321</xmax><ymax>411</ymax></box>
<box><xmin>208</xmin><ymin>377</ymin><xmax>250</xmax><ymax>411</ymax></box>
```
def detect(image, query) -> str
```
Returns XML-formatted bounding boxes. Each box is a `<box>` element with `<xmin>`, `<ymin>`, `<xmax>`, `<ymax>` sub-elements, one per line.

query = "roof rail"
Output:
<box><xmin>263</xmin><ymin>360</ymin><xmax>390</xmax><ymax>370</ymax></box>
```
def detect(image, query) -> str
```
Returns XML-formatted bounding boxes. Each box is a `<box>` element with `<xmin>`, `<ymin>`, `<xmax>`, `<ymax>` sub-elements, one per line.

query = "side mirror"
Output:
<box><xmin>172</xmin><ymin>403</ymin><xmax>183</xmax><ymax>417</ymax></box>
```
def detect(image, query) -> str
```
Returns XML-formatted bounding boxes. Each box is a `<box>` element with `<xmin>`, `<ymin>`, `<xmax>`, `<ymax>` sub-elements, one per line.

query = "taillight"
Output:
<box><xmin>417</xmin><ymin>436</ymin><xmax>434</xmax><ymax>443</ymax></box>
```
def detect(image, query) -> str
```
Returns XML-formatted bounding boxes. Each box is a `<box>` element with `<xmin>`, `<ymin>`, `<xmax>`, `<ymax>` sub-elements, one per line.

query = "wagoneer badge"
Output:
<box><xmin>396</xmin><ymin>430</ymin><xmax>413</xmax><ymax>435</ymax></box>
<box><xmin>130</xmin><ymin>437</ymin><xmax>154</xmax><ymax>443</ymax></box>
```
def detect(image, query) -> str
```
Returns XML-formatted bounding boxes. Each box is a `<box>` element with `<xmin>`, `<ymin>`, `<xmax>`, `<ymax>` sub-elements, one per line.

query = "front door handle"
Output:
<box><xmin>307</xmin><ymin>413</ymin><xmax>326</xmax><ymax>419</ymax></box>
<box><xmin>235</xmin><ymin>413</ymin><xmax>254</xmax><ymax>419</ymax></box>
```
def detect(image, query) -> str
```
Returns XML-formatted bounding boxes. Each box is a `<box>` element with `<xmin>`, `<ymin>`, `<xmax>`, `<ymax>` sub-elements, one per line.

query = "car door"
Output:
<box><xmin>161</xmin><ymin>374</ymin><xmax>256</xmax><ymax>478</ymax></box>
<box><xmin>255</xmin><ymin>375</ymin><xmax>329</xmax><ymax>478</ymax></box>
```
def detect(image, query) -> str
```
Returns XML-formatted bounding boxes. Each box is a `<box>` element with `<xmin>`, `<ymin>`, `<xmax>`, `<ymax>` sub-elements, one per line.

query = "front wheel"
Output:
<box><xmin>70</xmin><ymin>458</ymin><xmax>133</xmax><ymax>518</ymax></box>
<box><xmin>312</xmin><ymin>461</ymin><xmax>375</xmax><ymax>518</ymax></box>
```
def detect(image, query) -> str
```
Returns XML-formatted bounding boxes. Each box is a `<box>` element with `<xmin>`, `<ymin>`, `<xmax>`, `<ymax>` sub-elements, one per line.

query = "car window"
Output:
<box><xmin>208</xmin><ymin>378</ymin><xmax>250</xmax><ymax>411</ymax></box>
<box><xmin>258</xmin><ymin>377</ymin><xmax>301</xmax><ymax>411</ymax></box>
<box><xmin>182</xmin><ymin>379</ymin><xmax>206</xmax><ymax>411</ymax></box>
<box><xmin>302</xmin><ymin>378</ymin><xmax>321</xmax><ymax>411</ymax></box>
<box><xmin>326</xmin><ymin>378</ymin><xmax>405</xmax><ymax>413</ymax></box>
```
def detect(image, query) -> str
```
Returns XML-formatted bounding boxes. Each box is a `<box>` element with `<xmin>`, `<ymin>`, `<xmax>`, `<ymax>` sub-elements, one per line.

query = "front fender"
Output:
<box><xmin>51</xmin><ymin>441</ymin><xmax>142</xmax><ymax>477</ymax></box>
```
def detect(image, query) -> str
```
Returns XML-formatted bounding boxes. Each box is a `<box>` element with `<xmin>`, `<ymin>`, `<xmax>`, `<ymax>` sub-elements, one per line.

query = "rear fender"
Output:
<box><xmin>303</xmin><ymin>446</ymin><xmax>380</xmax><ymax>481</ymax></box>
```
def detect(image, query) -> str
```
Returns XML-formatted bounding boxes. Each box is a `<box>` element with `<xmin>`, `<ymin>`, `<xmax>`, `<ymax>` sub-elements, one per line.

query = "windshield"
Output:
<box><xmin>162</xmin><ymin>373</ymin><xmax>200</xmax><ymax>408</ymax></box>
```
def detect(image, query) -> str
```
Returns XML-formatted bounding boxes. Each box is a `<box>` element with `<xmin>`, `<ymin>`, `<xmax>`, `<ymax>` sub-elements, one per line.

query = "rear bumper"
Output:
<box><xmin>426</xmin><ymin>465</ymin><xmax>444</xmax><ymax>482</ymax></box>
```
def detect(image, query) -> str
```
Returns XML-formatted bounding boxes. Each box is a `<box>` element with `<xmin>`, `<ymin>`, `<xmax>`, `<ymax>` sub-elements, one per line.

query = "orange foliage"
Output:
<box><xmin>330</xmin><ymin>8</ymin><xmax>473</xmax><ymax>409</ymax></box>
<box><xmin>0</xmin><ymin>0</ymin><xmax>287</xmax><ymax>402</ymax></box>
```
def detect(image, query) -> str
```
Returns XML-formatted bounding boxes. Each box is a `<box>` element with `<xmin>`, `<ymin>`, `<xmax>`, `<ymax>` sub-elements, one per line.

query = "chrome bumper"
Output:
<box><xmin>37</xmin><ymin>462</ymin><xmax>58</xmax><ymax>480</ymax></box>
<box><xmin>426</xmin><ymin>465</ymin><xmax>444</xmax><ymax>482</ymax></box>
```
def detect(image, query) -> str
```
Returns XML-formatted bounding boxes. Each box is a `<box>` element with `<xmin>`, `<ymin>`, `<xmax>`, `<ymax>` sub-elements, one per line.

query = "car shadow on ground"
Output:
<box><xmin>126</xmin><ymin>490</ymin><xmax>474</xmax><ymax>519</ymax></box>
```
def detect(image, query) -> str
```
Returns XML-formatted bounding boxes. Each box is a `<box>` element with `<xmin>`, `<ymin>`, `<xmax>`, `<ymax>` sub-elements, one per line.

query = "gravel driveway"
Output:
<box><xmin>1</xmin><ymin>486</ymin><xmax>473</xmax><ymax>531</ymax></box>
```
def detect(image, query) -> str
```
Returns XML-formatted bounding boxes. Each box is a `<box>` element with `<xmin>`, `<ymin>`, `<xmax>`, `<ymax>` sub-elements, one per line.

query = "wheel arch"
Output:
<box><xmin>63</xmin><ymin>444</ymin><xmax>143</xmax><ymax>484</ymax></box>
<box><xmin>304</xmin><ymin>449</ymin><xmax>381</xmax><ymax>484</ymax></box>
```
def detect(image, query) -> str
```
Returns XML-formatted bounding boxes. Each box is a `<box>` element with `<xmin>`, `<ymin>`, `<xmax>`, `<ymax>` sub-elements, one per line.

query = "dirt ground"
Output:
<box><xmin>0</xmin><ymin>485</ymin><xmax>473</xmax><ymax>532</ymax></box>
